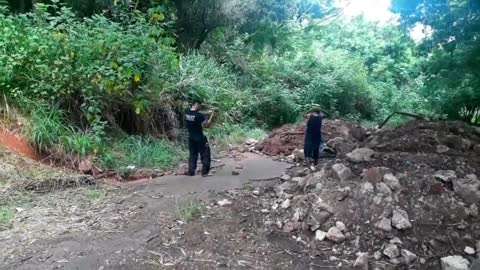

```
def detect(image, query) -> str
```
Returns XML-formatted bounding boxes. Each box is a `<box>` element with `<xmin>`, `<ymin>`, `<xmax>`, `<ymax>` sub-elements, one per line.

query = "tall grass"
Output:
<box><xmin>100</xmin><ymin>136</ymin><xmax>186</xmax><ymax>170</ymax></box>
<box><xmin>26</xmin><ymin>105</ymin><xmax>70</xmax><ymax>152</ymax></box>
<box><xmin>207</xmin><ymin>123</ymin><xmax>266</xmax><ymax>149</ymax></box>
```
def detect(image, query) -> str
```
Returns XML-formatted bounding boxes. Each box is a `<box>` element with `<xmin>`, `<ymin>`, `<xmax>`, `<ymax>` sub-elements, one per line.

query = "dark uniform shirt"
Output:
<box><xmin>185</xmin><ymin>109</ymin><xmax>205</xmax><ymax>140</ymax></box>
<box><xmin>306</xmin><ymin>112</ymin><xmax>323</xmax><ymax>142</ymax></box>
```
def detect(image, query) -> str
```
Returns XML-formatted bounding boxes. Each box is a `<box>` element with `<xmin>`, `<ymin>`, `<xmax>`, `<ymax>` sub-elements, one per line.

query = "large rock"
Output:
<box><xmin>332</xmin><ymin>164</ymin><xmax>352</xmax><ymax>181</ymax></box>
<box><xmin>307</xmin><ymin>211</ymin><xmax>332</xmax><ymax>231</ymax></box>
<box><xmin>443</xmin><ymin>135</ymin><xmax>467</xmax><ymax>150</ymax></box>
<box><xmin>304</xmin><ymin>169</ymin><xmax>327</xmax><ymax>189</ymax></box>
<box><xmin>383</xmin><ymin>244</ymin><xmax>400</xmax><ymax>259</ymax></box>
<box><xmin>376</xmin><ymin>217</ymin><xmax>392</xmax><ymax>232</ymax></box>
<box><xmin>275</xmin><ymin>181</ymin><xmax>299</xmax><ymax>196</ymax></box>
<box><xmin>347</xmin><ymin>148</ymin><xmax>375</xmax><ymax>163</ymax></box>
<box><xmin>434</xmin><ymin>170</ymin><xmax>457</xmax><ymax>183</ymax></box>
<box><xmin>363</xmin><ymin>167</ymin><xmax>391</xmax><ymax>183</ymax></box>
<box><xmin>454</xmin><ymin>174</ymin><xmax>480</xmax><ymax>204</ymax></box>
<box><xmin>315</xmin><ymin>230</ymin><xmax>327</xmax><ymax>241</ymax></box>
<box><xmin>326</xmin><ymin>227</ymin><xmax>346</xmax><ymax>243</ymax></box>
<box><xmin>360</xmin><ymin>182</ymin><xmax>375</xmax><ymax>194</ymax></box>
<box><xmin>391</xmin><ymin>209</ymin><xmax>412</xmax><ymax>230</ymax></box>
<box><xmin>353</xmin><ymin>252</ymin><xmax>369</xmax><ymax>270</ymax></box>
<box><xmin>440</xmin><ymin>256</ymin><xmax>470</xmax><ymax>270</ymax></box>
<box><xmin>376</xmin><ymin>182</ymin><xmax>393</xmax><ymax>196</ymax></box>
<box><xmin>401</xmin><ymin>249</ymin><xmax>417</xmax><ymax>264</ymax></box>
<box><xmin>383</xmin><ymin>174</ymin><xmax>401</xmax><ymax>190</ymax></box>
<box><xmin>327</xmin><ymin>137</ymin><xmax>355</xmax><ymax>154</ymax></box>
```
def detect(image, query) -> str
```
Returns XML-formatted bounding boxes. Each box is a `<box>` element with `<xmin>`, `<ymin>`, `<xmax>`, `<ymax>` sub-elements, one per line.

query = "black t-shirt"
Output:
<box><xmin>185</xmin><ymin>109</ymin><xmax>205</xmax><ymax>140</ymax></box>
<box><xmin>306</xmin><ymin>113</ymin><xmax>322</xmax><ymax>140</ymax></box>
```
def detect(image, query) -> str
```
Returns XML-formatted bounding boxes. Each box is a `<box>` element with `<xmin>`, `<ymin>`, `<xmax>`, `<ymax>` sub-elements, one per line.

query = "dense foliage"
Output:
<box><xmin>0</xmin><ymin>0</ymin><xmax>478</xmax><ymax>169</ymax></box>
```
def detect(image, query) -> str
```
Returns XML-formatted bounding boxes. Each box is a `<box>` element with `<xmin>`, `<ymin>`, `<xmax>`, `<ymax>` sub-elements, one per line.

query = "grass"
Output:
<box><xmin>26</xmin><ymin>105</ymin><xmax>70</xmax><ymax>152</ymax></box>
<box><xmin>83</xmin><ymin>188</ymin><xmax>107</xmax><ymax>201</ymax></box>
<box><xmin>207</xmin><ymin>123</ymin><xmax>266</xmax><ymax>150</ymax></box>
<box><xmin>99</xmin><ymin>136</ymin><xmax>186</xmax><ymax>170</ymax></box>
<box><xmin>0</xmin><ymin>207</ymin><xmax>14</xmax><ymax>230</ymax></box>
<box><xmin>176</xmin><ymin>200</ymin><xmax>203</xmax><ymax>222</ymax></box>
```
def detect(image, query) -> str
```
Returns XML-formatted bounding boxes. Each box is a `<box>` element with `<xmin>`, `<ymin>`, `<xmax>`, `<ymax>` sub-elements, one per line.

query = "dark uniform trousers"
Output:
<box><xmin>188</xmin><ymin>135</ymin><xmax>211</xmax><ymax>176</ymax></box>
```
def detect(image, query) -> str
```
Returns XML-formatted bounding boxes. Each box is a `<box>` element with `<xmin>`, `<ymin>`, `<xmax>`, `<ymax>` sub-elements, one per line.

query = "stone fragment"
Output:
<box><xmin>440</xmin><ymin>255</ymin><xmax>470</xmax><ymax>270</ymax></box>
<box><xmin>360</xmin><ymin>182</ymin><xmax>375</xmax><ymax>194</ymax></box>
<box><xmin>353</xmin><ymin>252</ymin><xmax>369</xmax><ymax>270</ymax></box>
<box><xmin>464</xmin><ymin>246</ymin><xmax>475</xmax><ymax>255</ymax></box>
<box><xmin>401</xmin><ymin>249</ymin><xmax>417</xmax><ymax>264</ymax></box>
<box><xmin>281</xmin><ymin>199</ymin><xmax>291</xmax><ymax>209</ymax></box>
<box><xmin>315</xmin><ymin>230</ymin><xmax>327</xmax><ymax>241</ymax></box>
<box><xmin>392</xmin><ymin>209</ymin><xmax>412</xmax><ymax>230</ymax></box>
<box><xmin>307</xmin><ymin>211</ymin><xmax>332</xmax><ymax>231</ymax></box>
<box><xmin>454</xmin><ymin>174</ymin><xmax>480</xmax><ymax>204</ymax></box>
<box><xmin>383</xmin><ymin>174</ymin><xmax>401</xmax><ymax>190</ymax></box>
<box><xmin>217</xmin><ymin>199</ymin><xmax>232</xmax><ymax>206</ymax></box>
<box><xmin>434</xmin><ymin>170</ymin><xmax>457</xmax><ymax>183</ymax></box>
<box><xmin>376</xmin><ymin>217</ymin><xmax>392</xmax><ymax>232</ymax></box>
<box><xmin>383</xmin><ymin>244</ymin><xmax>400</xmax><ymax>259</ymax></box>
<box><xmin>232</xmin><ymin>170</ymin><xmax>240</xmax><ymax>175</ymax></box>
<box><xmin>274</xmin><ymin>181</ymin><xmax>298</xmax><ymax>196</ymax></box>
<box><xmin>332</xmin><ymin>164</ymin><xmax>352</xmax><ymax>181</ymax></box>
<box><xmin>280</xmin><ymin>174</ymin><xmax>291</xmax><ymax>181</ymax></box>
<box><xmin>363</xmin><ymin>167</ymin><xmax>391</xmax><ymax>183</ymax></box>
<box><xmin>326</xmin><ymin>227</ymin><xmax>346</xmax><ymax>243</ymax></box>
<box><xmin>390</xmin><ymin>237</ymin><xmax>403</xmax><ymax>245</ymax></box>
<box><xmin>335</xmin><ymin>221</ymin><xmax>346</xmax><ymax>232</ymax></box>
<box><xmin>468</xmin><ymin>204</ymin><xmax>479</xmax><ymax>217</ymax></box>
<box><xmin>245</xmin><ymin>138</ymin><xmax>258</xmax><ymax>145</ymax></box>
<box><xmin>373</xmin><ymin>251</ymin><xmax>382</xmax><ymax>260</ymax></box>
<box><xmin>376</xmin><ymin>182</ymin><xmax>393</xmax><ymax>196</ymax></box>
<box><xmin>443</xmin><ymin>135</ymin><xmax>466</xmax><ymax>150</ymax></box>
<box><xmin>347</xmin><ymin>148</ymin><xmax>375</xmax><ymax>163</ymax></box>
<box><xmin>437</xmin><ymin>145</ymin><xmax>450</xmax><ymax>153</ymax></box>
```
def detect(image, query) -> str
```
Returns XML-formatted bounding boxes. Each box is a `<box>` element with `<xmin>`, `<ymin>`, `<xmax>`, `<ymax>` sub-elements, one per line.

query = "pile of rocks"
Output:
<box><xmin>260</xmin><ymin>120</ymin><xmax>480</xmax><ymax>269</ymax></box>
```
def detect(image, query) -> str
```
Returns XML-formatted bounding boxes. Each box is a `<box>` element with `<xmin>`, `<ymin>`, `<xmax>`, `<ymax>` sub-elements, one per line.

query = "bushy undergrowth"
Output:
<box><xmin>3</xmin><ymin>2</ymin><xmax>475</xmax><ymax>173</ymax></box>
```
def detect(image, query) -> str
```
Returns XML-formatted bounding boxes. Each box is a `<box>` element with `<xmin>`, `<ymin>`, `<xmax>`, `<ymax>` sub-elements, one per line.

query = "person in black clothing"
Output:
<box><xmin>304</xmin><ymin>108</ymin><xmax>323</xmax><ymax>166</ymax></box>
<box><xmin>185</xmin><ymin>100</ymin><xmax>213</xmax><ymax>177</ymax></box>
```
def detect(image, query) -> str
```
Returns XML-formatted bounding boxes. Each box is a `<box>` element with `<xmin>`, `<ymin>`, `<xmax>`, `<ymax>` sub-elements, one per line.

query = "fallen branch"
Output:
<box><xmin>378</xmin><ymin>112</ymin><xmax>425</xmax><ymax>129</ymax></box>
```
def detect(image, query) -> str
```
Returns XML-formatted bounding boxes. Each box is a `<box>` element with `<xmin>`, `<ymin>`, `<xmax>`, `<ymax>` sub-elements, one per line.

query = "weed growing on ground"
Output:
<box><xmin>176</xmin><ymin>201</ymin><xmax>203</xmax><ymax>222</ymax></box>
<box><xmin>0</xmin><ymin>206</ymin><xmax>13</xmax><ymax>230</ymax></box>
<box><xmin>83</xmin><ymin>189</ymin><xmax>106</xmax><ymax>201</ymax></box>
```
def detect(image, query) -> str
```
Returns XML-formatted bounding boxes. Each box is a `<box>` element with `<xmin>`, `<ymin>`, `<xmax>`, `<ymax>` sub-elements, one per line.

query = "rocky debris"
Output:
<box><xmin>391</xmin><ymin>209</ymin><xmax>412</xmax><ymax>230</ymax></box>
<box><xmin>347</xmin><ymin>148</ymin><xmax>375</xmax><ymax>163</ymax></box>
<box><xmin>275</xmin><ymin>181</ymin><xmax>299</xmax><ymax>196</ymax></box>
<box><xmin>437</xmin><ymin>145</ymin><xmax>450</xmax><ymax>153</ymax></box>
<box><xmin>453</xmin><ymin>174</ymin><xmax>480</xmax><ymax>204</ymax></box>
<box><xmin>332</xmin><ymin>164</ymin><xmax>352</xmax><ymax>181</ymax></box>
<box><xmin>335</xmin><ymin>221</ymin><xmax>346</xmax><ymax>231</ymax></box>
<box><xmin>315</xmin><ymin>230</ymin><xmax>327</xmax><ymax>241</ymax></box>
<box><xmin>281</xmin><ymin>199</ymin><xmax>291</xmax><ymax>209</ymax></box>
<box><xmin>280</xmin><ymin>174</ymin><xmax>291</xmax><ymax>181</ymax></box>
<box><xmin>217</xmin><ymin>199</ymin><xmax>232</xmax><ymax>207</ymax></box>
<box><xmin>383</xmin><ymin>244</ymin><xmax>400</xmax><ymax>259</ymax></box>
<box><xmin>353</xmin><ymin>252</ymin><xmax>369</xmax><ymax>270</ymax></box>
<box><xmin>440</xmin><ymin>255</ymin><xmax>470</xmax><ymax>270</ymax></box>
<box><xmin>306</xmin><ymin>211</ymin><xmax>331</xmax><ymax>231</ymax></box>
<box><xmin>327</xmin><ymin>137</ymin><xmax>356</xmax><ymax>155</ymax></box>
<box><xmin>257</xmin><ymin>119</ymin><xmax>369</xmax><ymax>156</ymax></box>
<box><xmin>232</xmin><ymin>170</ymin><xmax>240</xmax><ymax>175</ymax></box>
<box><xmin>260</xmin><ymin>119</ymin><xmax>480</xmax><ymax>269</ymax></box>
<box><xmin>401</xmin><ymin>249</ymin><xmax>417</xmax><ymax>264</ymax></box>
<box><xmin>359</xmin><ymin>182</ymin><xmax>375</xmax><ymax>194</ymax></box>
<box><xmin>376</xmin><ymin>217</ymin><xmax>392</xmax><ymax>232</ymax></box>
<box><xmin>326</xmin><ymin>227</ymin><xmax>346</xmax><ymax>243</ymax></box>
<box><xmin>464</xmin><ymin>246</ymin><xmax>475</xmax><ymax>255</ymax></box>
<box><xmin>362</xmin><ymin>167</ymin><xmax>391</xmax><ymax>183</ymax></box>
<box><xmin>434</xmin><ymin>170</ymin><xmax>457</xmax><ymax>183</ymax></box>
<box><xmin>383</xmin><ymin>174</ymin><xmax>400</xmax><ymax>190</ymax></box>
<box><xmin>245</xmin><ymin>138</ymin><xmax>259</xmax><ymax>145</ymax></box>
<box><xmin>375</xmin><ymin>182</ymin><xmax>392</xmax><ymax>196</ymax></box>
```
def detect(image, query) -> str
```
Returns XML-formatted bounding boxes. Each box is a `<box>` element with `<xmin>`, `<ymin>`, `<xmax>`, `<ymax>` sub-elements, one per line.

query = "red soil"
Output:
<box><xmin>0</xmin><ymin>128</ymin><xmax>43</xmax><ymax>161</ymax></box>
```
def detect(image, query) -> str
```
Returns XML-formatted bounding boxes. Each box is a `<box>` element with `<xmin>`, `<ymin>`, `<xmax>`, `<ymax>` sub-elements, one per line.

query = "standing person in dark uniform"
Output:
<box><xmin>304</xmin><ymin>108</ymin><xmax>323</xmax><ymax>166</ymax></box>
<box><xmin>185</xmin><ymin>100</ymin><xmax>213</xmax><ymax>177</ymax></box>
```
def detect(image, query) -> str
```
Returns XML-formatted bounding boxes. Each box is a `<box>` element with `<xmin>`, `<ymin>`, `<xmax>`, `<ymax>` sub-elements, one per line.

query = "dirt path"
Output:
<box><xmin>1</xmin><ymin>153</ymin><xmax>306</xmax><ymax>270</ymax></box>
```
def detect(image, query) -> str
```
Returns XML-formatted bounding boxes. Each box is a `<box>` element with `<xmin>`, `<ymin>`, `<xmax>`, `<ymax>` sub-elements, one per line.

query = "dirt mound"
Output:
<box><xmin>255</xmin><ymin>119</ymin><xmax>480</xmax><ymax>269</ymax></box>
<box><xmin>257</xmin><ymin>119</ymin><xmax>368</xmax><ymax>156</ymax></box>
<box><xmin>366</xmin><ymin>120</ymin><xmax>480</xmax><ymax>156</ymax></box>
